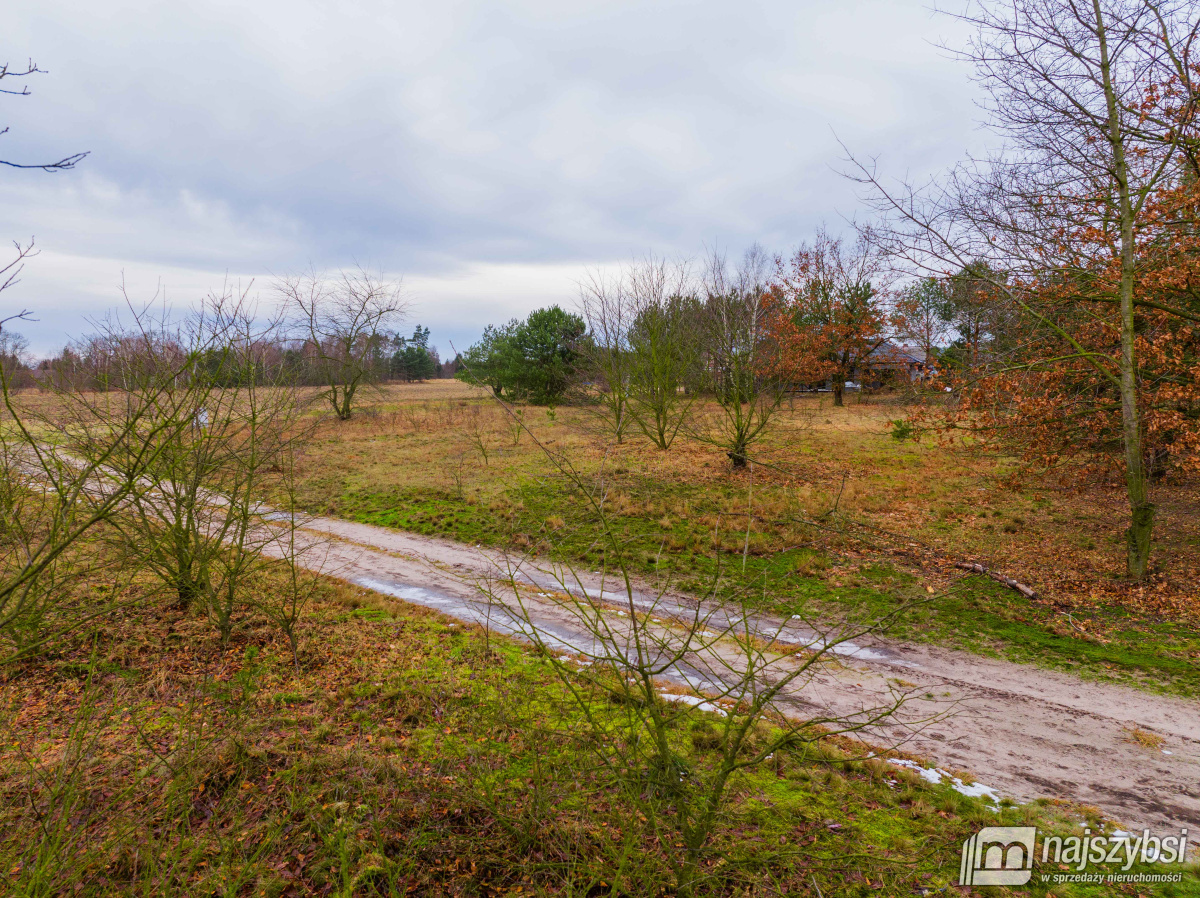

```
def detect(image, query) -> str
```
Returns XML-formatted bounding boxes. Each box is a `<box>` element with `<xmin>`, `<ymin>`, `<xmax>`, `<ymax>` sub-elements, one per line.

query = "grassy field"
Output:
<box><xmin>4</xmin><ymin>555</ymin><xmax>1193</xmax><ymax>897</ymax></box>
<box><xmin>286</xmin><ymin>381</ymin><xmax>1200</xmax><ymax>697</ymax></box>
<box><xmin>5</xmin><ymin>381</ymin><xmax>1199</xmax><ymax>896</ymax></box>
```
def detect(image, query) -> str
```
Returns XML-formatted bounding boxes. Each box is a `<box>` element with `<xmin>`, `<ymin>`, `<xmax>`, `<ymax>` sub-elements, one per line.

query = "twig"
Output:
<box><xmin>821</xmin><ymin>471</ymin><xmax>849</xmax><ymax>519</ymax></box>
<box><xmin>953</xmin><ymin>561</ymin><xmax>1038</xmax><ymax>599</ymax></box>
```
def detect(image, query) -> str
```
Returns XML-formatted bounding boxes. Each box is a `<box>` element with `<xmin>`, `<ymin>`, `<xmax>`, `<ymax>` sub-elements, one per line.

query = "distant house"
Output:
<box><xmin>786</xmin><ymin>341</ymin><xmax>935</xmax><ymax>394</ymax></box>
<box><xmin>858</xmin><ymin>342</ymin><xmax>931</xmax><ymax>385</ymax></box>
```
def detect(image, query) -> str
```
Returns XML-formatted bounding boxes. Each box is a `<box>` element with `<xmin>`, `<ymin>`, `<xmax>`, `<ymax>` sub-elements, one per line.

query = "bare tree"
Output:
<box><xmin>1</xmin><ymin>60</ymin><xmax>88</xmax><ymax>171</ymax></box>
<box><xmin>90</xmin><ymin>305</ymin><xmax>228</xmax><ymax>613</ymax></box>
<box><xmin>577</xmin><ymin>268</ymin><xmax>635</xmax><ymax>443</ymax></box>
<box><xmin>276</xmin><ymin>267</ymin><xmax>408</xmax><ymax>420</ymax></box>
<box><xmin>0</xmin><ymin>58</ymin><xmax>106</xmax><ymax>657</ymax></box>
<box><xmin>692</xmin><ymin>244</ymin><xmax>791</xmax><ymax>467</ymax></box>
<box><xmin>476</xmin><ymin>416</ymin><xmax>929</xmax><ymax>897</ymax></box>
<box><xmin>0</xmin><ymin>313</ymin><xmax>202</xmax><ymax>661</ymax></box>
<box><xmin>848</xmin><ymin>0</ymin><xmax>1200</xmax><ymax>578</ymax></box>
<box><xmin>76</xmin><ymin>287</ymin><xmax>306</xmax><ymax>649</ymax></box>
<box><xmin>625</xmin><ymin>256</ymin><xmax>701</xmax><ymax>450</ymax></box>
<box><xmin>199</xmin><ymin>296</ymin><xmax>308</xmax><ymax>644</ymax></box>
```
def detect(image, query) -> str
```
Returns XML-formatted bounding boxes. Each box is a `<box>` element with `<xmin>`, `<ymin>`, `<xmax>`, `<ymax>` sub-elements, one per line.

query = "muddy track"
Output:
<box><xmin>277</xmin><ymin>514</ymin><xmax>1198</xmax><ymax>834</ymax></box>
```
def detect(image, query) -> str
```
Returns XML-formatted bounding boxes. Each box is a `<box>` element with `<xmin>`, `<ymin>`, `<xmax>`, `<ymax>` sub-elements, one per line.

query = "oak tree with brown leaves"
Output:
<box><xmin>851</xmin><ymin>0</ymin><xmax>1200</xmax><ymax>579</ymax></box>
<box><xmin>768</xmin><ymin>229</ymin><xmax>890</xmax><ymax>407</ymax></box>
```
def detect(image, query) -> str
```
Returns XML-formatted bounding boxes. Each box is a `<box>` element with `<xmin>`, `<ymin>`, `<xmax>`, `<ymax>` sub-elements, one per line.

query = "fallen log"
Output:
<box><xmin>954</xmin><ymin>561</ymin><xmax>1038</xmax><ymax>600</ymax></box>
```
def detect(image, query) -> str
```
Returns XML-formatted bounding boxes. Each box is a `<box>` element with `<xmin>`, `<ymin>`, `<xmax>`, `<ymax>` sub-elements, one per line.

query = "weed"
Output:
<box><xmin>890</xmin><ymin>418</ymin><xmax>916</xmax><ymax>441</ymax></box>
<box><xmin>1122</xmin><ymin>726</ymin><xmax>1166</xmax><ymax>750</ymax></box>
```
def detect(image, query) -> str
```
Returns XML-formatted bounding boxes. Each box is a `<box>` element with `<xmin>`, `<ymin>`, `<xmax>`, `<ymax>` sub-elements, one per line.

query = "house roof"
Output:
<box><xmin>868</xmin><ymin>341</ymin><xmax>926</xmax><ymax>366</ymax></box>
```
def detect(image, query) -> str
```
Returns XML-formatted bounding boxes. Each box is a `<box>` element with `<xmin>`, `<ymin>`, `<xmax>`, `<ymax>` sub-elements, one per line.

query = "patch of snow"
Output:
<box><xmin>885</xmin><ymin>758</ymin><xmax>999</xmax><ymax>803</ymax></box>
<box><xmin>887</xmin><ymin>758</ymin><xmax>943</xmax><ymax>785</ymax></box>
<box><xmin>658</xmin><ymin>693</ymin><xmax>727</xmax><ymax>717</ymax></box>
<box><xmin>955</xmin><ymin>780</ymin><xmax>1001</xmax><ymax>802</ymax></box>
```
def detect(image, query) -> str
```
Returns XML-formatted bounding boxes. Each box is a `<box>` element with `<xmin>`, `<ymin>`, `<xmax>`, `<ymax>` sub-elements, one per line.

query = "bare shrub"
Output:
<box><xmin>276</xmin><ymin>266</ymin><xmax>408</xmax><ymax>421</ymax></box>
<box><xmin>478</xmin><ymin>406</ymin><xmax>932</xmax><ymax>897</ymax></box>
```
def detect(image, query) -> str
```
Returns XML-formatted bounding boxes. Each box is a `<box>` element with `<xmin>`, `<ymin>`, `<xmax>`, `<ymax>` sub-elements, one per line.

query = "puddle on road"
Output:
<box><xmin>351</xmin><ymin>575</ymin><xmax>600</xmax><ymax>657</ymax></box>
<box><xmin>351</xmin><ymin>573</ymin><xmax>918</xmax><ymax>708</ymax></box>
<box><xmin>354</xmin><ymin>576</ymin><xmax>481</xmax><ymax>620</ymax></box>
<box><xmin>528</xmin><ymin>572</ymin><xmax>919</xmax><ymax>669</ymax></box>
<box><xmin>824</xmin><ymin>640</ymin><xmax>917</xmax><ymax>667</ymax></box>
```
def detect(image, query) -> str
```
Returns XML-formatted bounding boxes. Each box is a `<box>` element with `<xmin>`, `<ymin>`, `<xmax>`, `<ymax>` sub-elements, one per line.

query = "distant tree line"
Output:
<box><xmin>21</xmin><ymin>328</ymin><xmax>452</xmax><ymax>390</ymax></box>
<box><xmin>453</xmin><ymin>241</ymin><xmax>949</xmax><ymax>406</ymax></box>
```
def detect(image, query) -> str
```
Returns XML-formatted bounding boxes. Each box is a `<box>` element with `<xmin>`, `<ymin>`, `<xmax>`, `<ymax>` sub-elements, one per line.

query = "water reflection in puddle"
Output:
<box><xmin>351</xmin><ymin>575</ymin><xmax>599</xmax><ymax>657</ymax></box>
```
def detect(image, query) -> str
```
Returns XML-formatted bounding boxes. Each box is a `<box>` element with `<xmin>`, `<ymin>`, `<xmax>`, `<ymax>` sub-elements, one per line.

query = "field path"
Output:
<box><xmin>277</xmin><ymin>513</ymin><xmax>1198</xmax><ymax>836</ymax></box>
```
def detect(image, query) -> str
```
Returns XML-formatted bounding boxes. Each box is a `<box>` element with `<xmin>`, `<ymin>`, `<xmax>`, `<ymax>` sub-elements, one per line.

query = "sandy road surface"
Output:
<box><xmin>267</xmin><ymin>513</ymin><xmax>1197</xmax><ymax>835</ymax></box>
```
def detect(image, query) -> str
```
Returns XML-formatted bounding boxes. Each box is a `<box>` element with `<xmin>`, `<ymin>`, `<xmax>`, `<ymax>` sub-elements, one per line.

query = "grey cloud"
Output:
<box><xmin>2</xmin><ymin>0</ymin><xmax>983</xmax><ymax>355</ymax></box>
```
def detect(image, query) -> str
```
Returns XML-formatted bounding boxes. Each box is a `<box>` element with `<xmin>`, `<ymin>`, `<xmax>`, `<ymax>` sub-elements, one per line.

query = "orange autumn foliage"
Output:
<box><xmin>918</xmin><ymin>161</ymin><xmax>1200</xmax><ymax>483</ymax></box>
<box><xmin>765</xmin><ymin>231</ymin><xmax>893</xmax><ymax>406</ymax></box>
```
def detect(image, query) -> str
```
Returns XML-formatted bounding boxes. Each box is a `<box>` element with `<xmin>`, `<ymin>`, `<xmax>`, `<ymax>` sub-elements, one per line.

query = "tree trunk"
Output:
<box><xmin>832</xmin><ymin>378</ymin><xmax>844</xmax><ymax>407</ymax></box>
<box><xmin>1096</xmin><ymin>0</ymin><xmax>1153</xmax><ymax>579</ymax></box>
<box><xmin>337</xmin><ymin>386</ymin><xmax>355</xmax><ymax>420</ymax></box>
<box><xmin>1118</xmin><ymin>230</ymin><xmax>1153</xmax><ymax>577</ymax></box>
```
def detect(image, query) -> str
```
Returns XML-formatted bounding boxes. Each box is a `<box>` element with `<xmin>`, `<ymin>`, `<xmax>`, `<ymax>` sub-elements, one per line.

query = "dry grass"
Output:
<box><xmin>1122</xmin><ymin>725</ymin><xmax>1167</xmax><ymax>751</ymax></box>
<box><xmin>288</xmin><ymin>381</ymin><xmax>1200</xmax><ymax>624</ymax></box>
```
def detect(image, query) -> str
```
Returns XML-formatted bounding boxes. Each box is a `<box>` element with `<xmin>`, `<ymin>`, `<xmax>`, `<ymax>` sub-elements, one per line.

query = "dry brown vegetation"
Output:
<box><xmin>291</xmin><ymin>380</ymin><xmax>1200</xmax><ymax>624</ymax></box>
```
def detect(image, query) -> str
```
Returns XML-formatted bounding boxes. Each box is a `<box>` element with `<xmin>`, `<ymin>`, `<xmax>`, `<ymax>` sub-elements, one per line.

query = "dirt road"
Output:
<box><xmin>275</xmin><ymin>513</ymin><xmax>1198</xmax><ymax>836</ymax></box>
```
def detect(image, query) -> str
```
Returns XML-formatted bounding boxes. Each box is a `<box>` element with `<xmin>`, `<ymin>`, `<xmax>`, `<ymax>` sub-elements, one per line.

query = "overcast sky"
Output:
<box><xmin>2</xmin><ymin>0</ymin><xmax>984</xmax><ymax>357</ymax></box>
